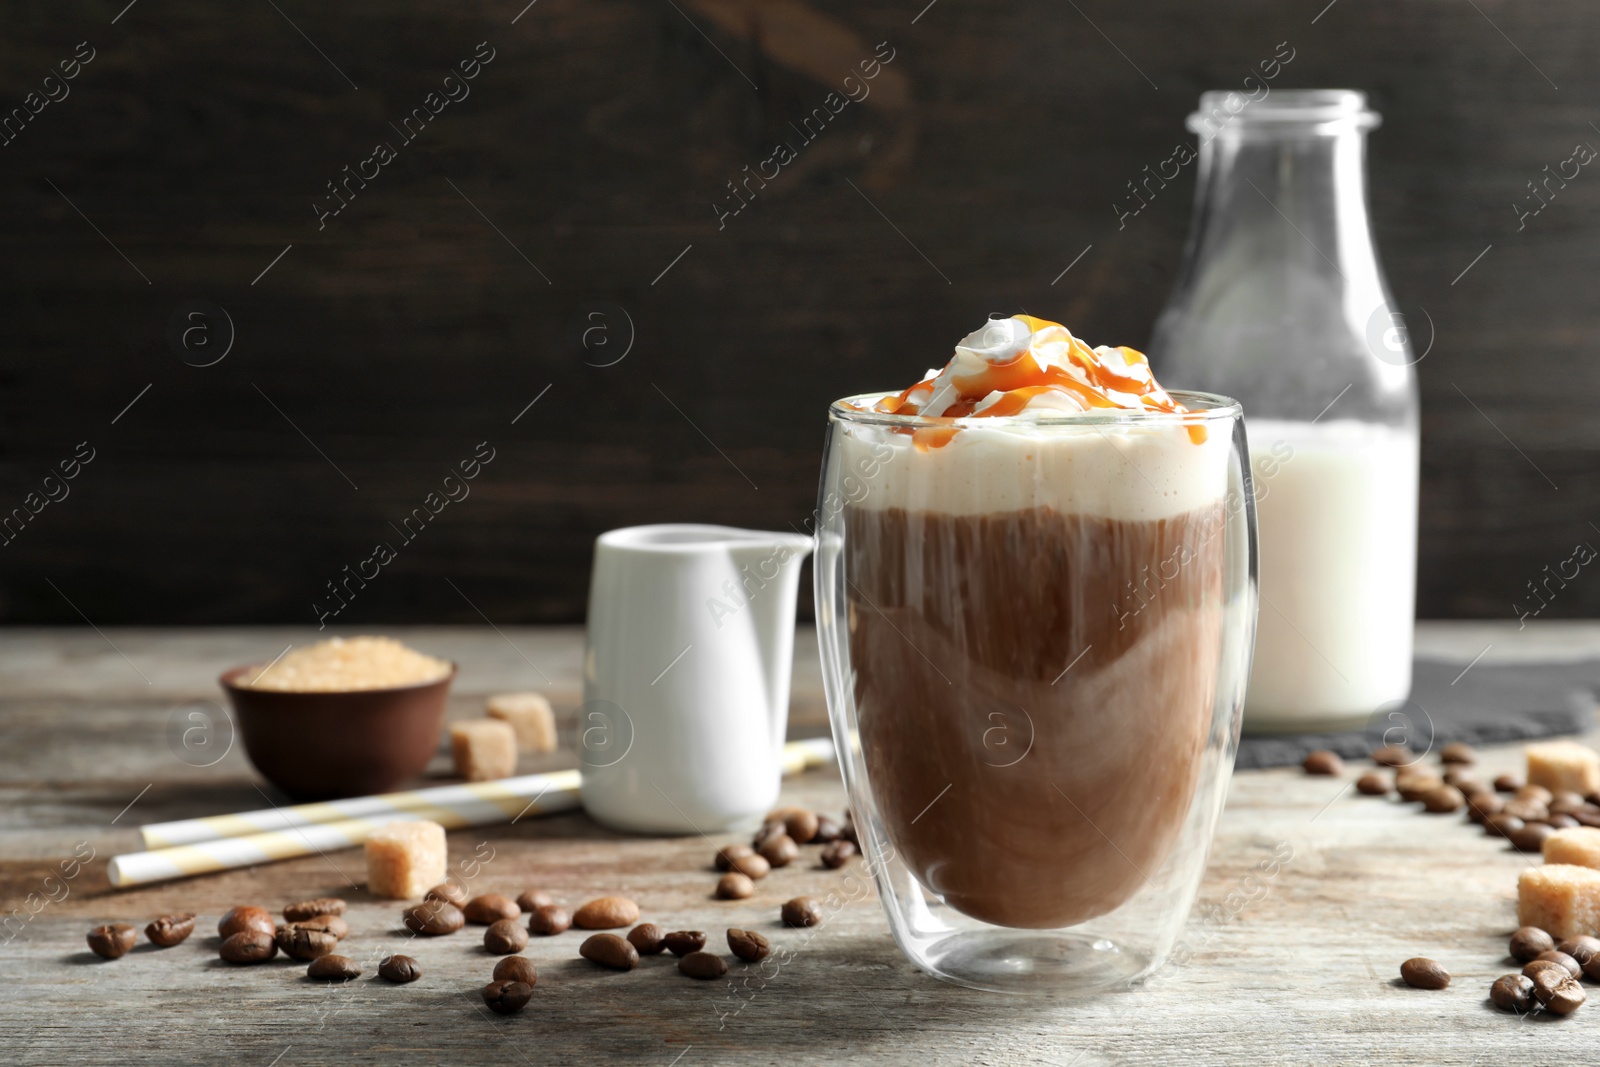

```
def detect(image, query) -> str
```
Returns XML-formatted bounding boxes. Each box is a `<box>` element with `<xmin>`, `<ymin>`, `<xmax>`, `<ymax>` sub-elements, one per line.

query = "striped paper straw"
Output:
<box><xmin>139</xmin><ymin>738</ymin><xmax>835</xmax><ymax>849</ymax></box>
<box><xmin>111</xmin><ymin>814</ymin><xmax>430</xmax><ymax>888</ymax></box>
<box><xmin>111</xmin><ymin>737</ymin><xmax>837</xmax><ymax>888</ymax></box>
<box><xmin>139</xmin><ymin>770</ymin><xmax>582</xmax><ymax>850</ymax></box>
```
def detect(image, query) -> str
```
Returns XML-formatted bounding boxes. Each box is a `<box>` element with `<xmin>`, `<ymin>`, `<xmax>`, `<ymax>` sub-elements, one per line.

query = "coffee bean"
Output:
<box><xmin>757</xmin><ymin>834</ymin><xmax>800</xmax><ymax>868</ymax></box>
<box><xmin>144</xmin><ymin>913</ymin><xmax>195</xmax><ymax>948</ymax></box>
<box><xmin>1440</xmin><ymin>742</ymin><xmax>1476</xmax><ymax>765</ymax></box>
<box><xmin>1516</xmin><ymin>784</ymin><xmax>1555</xmax><ymax>806</ymax></box>
<box><xmin>1557</xmin><ymin>936</ymin><xmax>1600</xmax><ymax>966</ymax></box>
<box><xmin>716</xmin><ymin>872</ymin><xmax>755</xmax><ymax>900</ymax></box>
<box><xmin>1371</xmin><ymin>744</ymin><xmax>1412</xmax><ymax>767</ymax></box>
<box><xmin>527</xmin><ymin>904</ymin><xmax>571</xmax><ymax>936</ymax></box>
<box><xmin>664</xmin><ymin>931</ymin><xmax>707</xmax><ymax>957</ymax></box>
<box><xmin>727</xmin><ymin>928</ymin><xmax>770</xmax><ymax>962</ymax></box>
<box><xmin>1523</xmin><ymin>959</ymin><xmax>1567</xmax><ymax>982</ymax></box>
<box><xmin>1551</xmin><ymin>790</ymin><xmax>1587</xmax><ymax>812</ymax></box>
<box><xmin>482</xmin><ymin>979</ymin><xmax>534</xmax><ymax>1015</ymax></box>
<box><xmin>1577</xmin><ymin>808</ymin><xmax>1600</xmax><ymax>829</ymax></box>
<box><xmin>778</xmin><ymin>808</ymin><xmax>820</xmax><ymax>844</ymax></box>
<box><xmin>403</xmin><ymin>900</ymin><xmax>465</xmax><ymax>936</ymax></box>
<box><xmin>1422</xmin><ymin>785</ymin><xmax>1465</xmax><ymax>814</ymax></box>
<box><xmin>1485</xmin><ymin>813</ymin><xmax>1524</xmax><ymax>839</ymax></box>
<box><xmin>493</xmin><ymin>955</ymin><xmax>537</xmax><ymax>986</ymax></box>
<box><xmin>1399</xmin><ymin>957</ymin><xmax>1450</xmax><ymax>989</ymax></box>
<box><xmin>781</xmin><ymin>896</ymin><xmax>823</xmax><ymax>928</ymax></box>
<box><xmin>1494</xmin><ymin>773</ymin><xmax>1523</xmax><ymax>793</ymax></box>
<box><xmin>485</xmin><ymin>918</ymin><xmax>529</xmax><ymax>955</ymax></box>
<box><xmin>716</xmin><ymin>843</ymin><xmax>756</xmax><ymax>871</ymax></box>
<box><xmin>275</xmin><ymin>925</ymin><xmax>339</xmax><ymax>961</ymax></box>
<box><xmin>1355</xmin><ymin>772</ymin><xmax>1391</xmax><ymax>796</ymax></box>
<box><xmin>1509</xmin><ymin>822</ymin><xmax>1553</xmax><ymax>853</ymax></box>
<box><xmin>292</xmin><ymin>913</ymin><xmax>348</xmax><ymax>940</ymax></box>
<box><xmin>1466</xmin><ymin>791</ymin><xmax>1505</xmax><ymax>823</ymax></box>
<box><xmin>86</xmin><ymin>923</ymin><xmax>136</xmax><ymax>960</ymax></box>
<box><xmin>1535</xmin><ymin>950</ymin><xmax>1583</xmax><ymax>980</ymax></box>
<box><xmin>751</xmin><ymin>822</ymin><xmax>786</xmax><ymax>851</ymax></box>
<box><xmin>307</xmin><ymin>954</ymin><xmax>361</xmax><ymax>981</ymax></box>
<box><xmin>1548</xmin><ymin>813</ymin><xmax>1580</xmax><ymax>829</ymax></box>
<box><xmin>378</xmin><ymin>954</ymin><xmax>423</xmax><ymax>983</ymax></box>
<box><xmin>515</xmin><ymin>888</ymin><xmax>555</xmax><ymax>912</ymax></box>
<box><xmin>1551</xmin><ymin>796</ymin><xmax>1587</xmax><ymax>817</ymax></box>
<box><xmin>1510</xmin><ymin>925</ymin><xmax>1555</xmax><ymax>962</ymax></box>
<box><xmin>679</xmin><ymin>951</ymin><xmax>728</xmax><ymax>980</ymax></box>
<box><xmin>573</xmin><ymin>896</ymin><xmax>639</xmax><ymax>929</ymax></box>
<box><xmin>626</xmin><ymin>923</ymin><xmax>665</xmax><ymax>955</ymax></box>
<box><xmin>283</xmin><ymin>897</ymin><xmax>346</xmax><ymax>922</ymax></box>
<box><xmin>727</xmin><ymin>852</ymin><xmax>771</xmax><ymax>880</ymax></box>
<box><xmin>1502</xmin><ymin>799</ymin><xmax>1548</xmax><ymax>823</ymax></box>
<box><xmin>464</xmin><ymin>894</ymin><xmax>521</xmax><ymax>925</ymax></box>
<box><xmin>1442</xmin><ymin>768</ymin><xmax>1479</xmax><ymax>792</ymax></box>
<box><xmin>1586</xmin><ymin>954</ymin><xmax>1600</xmax><ymax>984</ymax></box>
<box><xmin>1531</xmin><ymin>966</ymin><xmax>1587</xmax><ymax>1014</ymax></box>
<box><xmin>218</xmin><ymin>905</ymin><xmax>274</xmax><ymax>939</ymax></box>
<box><xmin>425</xmin><ymin>882</ymin><xmax>469</xmax><ymax>906</ymax></box>
<box><xmin>813</xmin><ymin>816</ymin><xmax>843</xmax><ymax>843</ymax></box>
<box><xmin>821</xmin><ymin>840</ymin><xmax>858</xmax><ymax>869</ymax></box>
<box><xmin>579</xmin><ymin>933</ymin><xmax>639</xmax><ymax>971</ymax></box>
<box><xmin>1490</xmin><ymin>973</ymin><xmax>1536</xmax><ymax>1013</ymax></box>
<box><xmin>219</xmin><ymin>930</ymin><xmax>277</xmax><ymax>964</ymax></box>
<box><xmin>1302</xmin><ymin>750</ymin><xmax>1343</xmax><ymax>775</ymax></box>
<box><xmin>1396</xmin><ymin>774</ymin><xmax>1444</xmax><ymax>803</ymax></box>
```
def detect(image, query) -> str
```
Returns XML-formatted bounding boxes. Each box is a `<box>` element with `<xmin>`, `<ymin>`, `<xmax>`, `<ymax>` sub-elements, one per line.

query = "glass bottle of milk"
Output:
<box><xmin>1149</xmin><ymin>89</ymin><xmax>1419</xmax><ymax>733</ymax></box>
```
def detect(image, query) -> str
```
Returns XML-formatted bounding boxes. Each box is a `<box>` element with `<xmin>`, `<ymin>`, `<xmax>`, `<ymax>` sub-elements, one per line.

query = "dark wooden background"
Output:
<box><xmin>1</xmin><ymin>0</ymin><xmax>1596</xmax><ymax>626</ymax></box>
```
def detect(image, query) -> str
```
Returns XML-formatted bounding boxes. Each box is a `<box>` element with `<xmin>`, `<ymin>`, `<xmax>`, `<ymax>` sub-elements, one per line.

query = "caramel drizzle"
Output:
<box><xmin>866</xmin><ymin>316</ymin><xmax>1205</xmax><ymax>449</ymax></box>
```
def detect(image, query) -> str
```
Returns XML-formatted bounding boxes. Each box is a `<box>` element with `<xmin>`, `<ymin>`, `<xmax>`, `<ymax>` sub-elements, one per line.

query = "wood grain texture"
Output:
<box><xmin>1</xmin><ymin>1</ymin><xmax>1598</xmax><ymax>625</ymax></box>
<box><xmin>3</xmin><ymin>623</ymin><xmax>1600</xmax><ymax>1064</ymax></box>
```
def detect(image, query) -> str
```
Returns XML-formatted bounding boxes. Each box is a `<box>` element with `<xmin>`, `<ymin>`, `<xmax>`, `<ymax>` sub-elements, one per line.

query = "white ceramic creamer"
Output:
<box><xmin>580</xmin><ymin>524</ymin><xmax>813</xmax><ymax>833</ymax></box>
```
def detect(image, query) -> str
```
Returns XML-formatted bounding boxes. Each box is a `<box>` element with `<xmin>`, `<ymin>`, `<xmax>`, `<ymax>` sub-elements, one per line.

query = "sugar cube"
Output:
<box><xmin>1526</xmin><ymin>740</ymin><xmax>1600</xmax><ymax>795</ymax></box>
<box><xmin>450</xmin><ymin>719</ymin><xmax>517</xmax><ymax>781</ymax></box>
<box><xmin>486</xmin><ymin>691</ymin><xmax>558</xmax><ymax>754</ymax></box>
<box><xmin>1544</xmin><ymin>827</ymin><xmax>1600</xmax><ymax>871</ymax></box>
<box><xmin>1517</xmin><ymin>863</ymin><xmax>1600</xmax><ymax>940</ymax></box>
<box><xmin>365</xmin><ymin>820</ymin><xmax>447</xmax><ymax>900</ymax></box>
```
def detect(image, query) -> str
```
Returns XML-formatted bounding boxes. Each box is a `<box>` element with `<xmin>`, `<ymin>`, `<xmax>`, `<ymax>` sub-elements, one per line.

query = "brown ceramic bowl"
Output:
<box><xmin>221</xmin><ymin>663</ymin><xmax>456</xmax><ymax>801</ymax></box>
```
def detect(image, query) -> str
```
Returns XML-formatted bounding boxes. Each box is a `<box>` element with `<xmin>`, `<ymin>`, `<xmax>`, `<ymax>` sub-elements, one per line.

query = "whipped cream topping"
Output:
<box><xmin>872</xmin><ymin>315</ymin><xmax>1196</xmax><ymax>443</ymax></box>
<box><xmin>835</xmin><ymin>314</ymin><xmax>1228</xmax><ymax>520</ymax></box>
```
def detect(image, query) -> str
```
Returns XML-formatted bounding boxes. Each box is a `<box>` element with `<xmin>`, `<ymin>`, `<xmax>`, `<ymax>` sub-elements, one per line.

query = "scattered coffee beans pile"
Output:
<box><xmin>1303</xmin><ymin>742</ymin><xmax>1600</xmax><ymax>1018</ymax></box>
<box><xmin>1306</xmin><ymin>741</ymin><xmax>1600</xmax><ymax>847</ymax></box>
<box><xmin>80</xmin><ymin>805</ymin><xmax>856</xmax><ymax>1019</ymax></box>
<box><xmin>708</xmin><ymin>806</ymin><xmax>857</xmax><ymax>894</ymax></box>
<box><xmin>1498</xmin><ymin>925</ymin><xmax>1594</xmax><ymax>1015</ymax></box>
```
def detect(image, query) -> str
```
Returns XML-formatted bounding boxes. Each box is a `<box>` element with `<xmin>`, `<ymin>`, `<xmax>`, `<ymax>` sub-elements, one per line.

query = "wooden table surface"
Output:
<box><xmin>4</xmin><ymin>622</ymin><xmax>1600</xmax><ymax>1067</ymax></box>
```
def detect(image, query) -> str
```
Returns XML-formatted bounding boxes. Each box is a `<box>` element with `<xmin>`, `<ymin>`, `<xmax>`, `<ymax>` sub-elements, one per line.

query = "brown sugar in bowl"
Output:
<box><xmin>222</xmin><ymin>664</ymin><xmax>456</xmax><ymax>801</ymax></box>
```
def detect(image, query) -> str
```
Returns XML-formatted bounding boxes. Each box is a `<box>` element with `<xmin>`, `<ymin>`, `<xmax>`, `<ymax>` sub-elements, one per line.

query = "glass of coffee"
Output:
<box><xmin>814</xmin><ymin>315</ymin><xmax>1257</xmax><ymax>993</ymax></box>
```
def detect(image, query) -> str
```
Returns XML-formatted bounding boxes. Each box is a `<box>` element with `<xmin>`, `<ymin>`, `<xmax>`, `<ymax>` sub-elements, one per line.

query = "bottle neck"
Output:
<box><xmin>1182</xmin><ymin>124</ymin><xmax>1383</xmax><ymax>296</ymax></box>
<box><xmin>1149</xmin><ymin>108</ymin><xmax>1417</xmax><ymax>427</ymax></box>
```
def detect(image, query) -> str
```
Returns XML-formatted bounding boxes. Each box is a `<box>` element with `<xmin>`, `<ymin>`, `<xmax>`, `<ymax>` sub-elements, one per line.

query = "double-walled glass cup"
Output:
<box><xmin>814</xmin><ymin>392</ymin><xmax>1257</xmax><ymax>993</ymax></box>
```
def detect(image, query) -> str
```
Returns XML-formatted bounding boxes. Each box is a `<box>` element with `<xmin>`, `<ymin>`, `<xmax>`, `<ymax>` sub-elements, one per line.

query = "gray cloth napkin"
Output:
<box><xmin>1234</xmin><ymin>657</ymin><xmax>1600</xmax><ymax>770</ymax></box>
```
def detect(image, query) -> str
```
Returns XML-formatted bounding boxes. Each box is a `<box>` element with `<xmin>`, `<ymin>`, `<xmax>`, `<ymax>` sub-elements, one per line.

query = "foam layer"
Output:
<box><xmin>838</xmin><ymin>417</ymin><xmax>1232</xmax><ymax>522</ymax></box>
